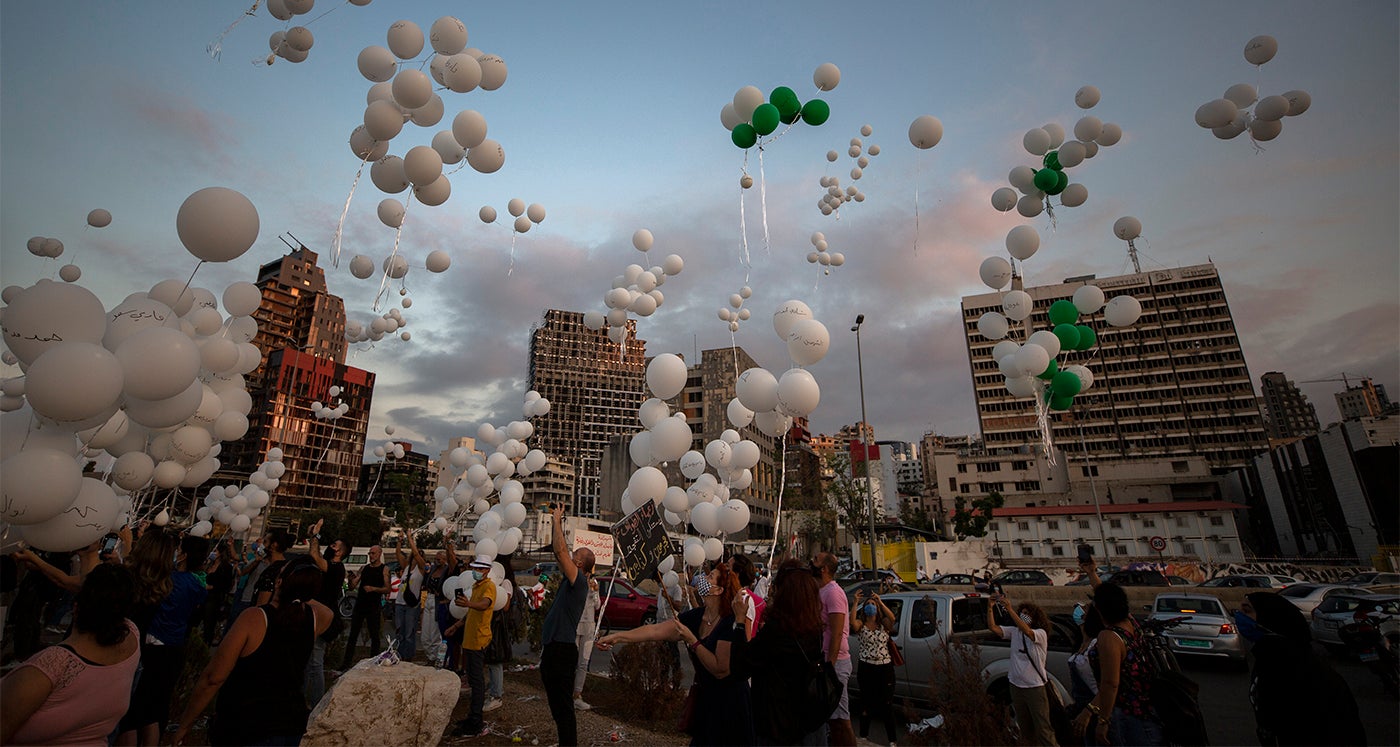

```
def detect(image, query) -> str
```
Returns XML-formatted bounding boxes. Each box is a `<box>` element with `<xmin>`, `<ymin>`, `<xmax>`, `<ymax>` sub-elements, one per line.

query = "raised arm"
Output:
<box><xmin>406</xmin><ymin>531</ymin><xmax>426</xmax><ymax>571</ymax></box>
<box><xmin>873</xmin><ymin>593</ymin><xmax>896</xmax><ymax>631</ymax></box>
<box><xmin>308</xmin><ymin>520</ymin><xmax>328</xmax><ymax>572</ymax></box>
<box><xmin>849</xmin><ymin>590</ymin><xmax>866</xmax><ymax>633</ymax></box>
<box><xmin>551</xmin><ymin>503</ymin><xmax>579</xmax><ymax>585</ymax></box>
<box><xmin>14</xmin><ymin>550</ymin><xmax>81</xmax><ymax>593</ymax></box>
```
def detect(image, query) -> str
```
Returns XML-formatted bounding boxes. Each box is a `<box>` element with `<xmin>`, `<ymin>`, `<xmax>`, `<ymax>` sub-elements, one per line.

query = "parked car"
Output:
<box><xmin>1075</xmin><ymin>569</ymin><xmax>1169</xmax><ymax>587</ymax></box>
<box><xmin>1311</xmin><ymin>594</ymin><xmax>1400</xmax><ymax>651</ymax></box>
<box><xmin>843</xmin><ymin>580</ymin><xmax>913</xmax><ymax>598</ymax></box>
<box><xmin>1165</xmin><ymin>575</ymin><xmax>1195</xmax><ymax>586</ymax></box>
<box><xmin>1198</xmin><ymin>574</ymin><xmax>1274</xmax><ymax>589</ymax></box>
<box><xmin>1278</xmin><ymin>583</ymin><xmax>1373</xmax><ymax>616</ymax></box>
<box><xmin>1264</xmin><ymin>575</ymin><xmax>1303</xmax><ymax>588</ymax></box>
<box><xmin>1148</xmin><ymin>593</ymin><xmax>1246</xmax><ymax>663</ymax></box>
<box><xmin>976</xmin><ymin>569</ymin><xmax>1054</xmax><ymax>591</ymax></box>
<box><xmin>930</xmin><ymin>573</ymin><xmax>978</xmax><ymax>586</ymax></box>
<box><xmin>595</xmin><ymin>575</ymin><xmax>657</xmax><ymax>629</ymax></box>
<box><xmin>1343</xmin><ymin>571</ymin><xmax>1400</xmax><ymax>588</ymax></box>
<box><xmin>839</xmin><ymin>569</ymin><xmax>903</xmax><ymax>584</ymax></box>
<box><xmin>844</xmin><ymin>591</ymin><xmax>1072</xmax><ymax>710</ymax></box>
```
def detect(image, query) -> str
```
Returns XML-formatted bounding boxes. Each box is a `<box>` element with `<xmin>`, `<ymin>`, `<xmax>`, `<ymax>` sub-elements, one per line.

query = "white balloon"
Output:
<box><xmin>1096</xmin><ymin>123</ymin><xmax>1122</xmax><ymax>147</ymax></box>
<box><xmin>772</xmin><ymin>299</ymin><xmax>812</xmax><ymax>341</ymax></box>
<box><xmin>776</xmin><ymin>368</ymin><xmax>820</xmax><ymax>417</ymax></box>
<box><xmin>1253</xmin><ymin>95</ymin><xmax>1289</xmax><ymax>122</ymax></box>
<box><xmin>1023</xmin><ymin>128</ymin><xmax>1051</xmax><ymax>156</ymax></box>
<box><xmin>1008</xmin><ymin>166</ymin><xmax>1036</xmax><ymax>193</ymax></box>
<box><xmin>111</xmin><ymin>452</ymin><xmax>154</xmax><ymax>491</ymax></box>
<box><xmin>1001</xmin><ymin>290</ymin><xmax>1033</xmax><ymax>322</ymax></box>
<box><xmin>1016</xmin><ymin>194</ymin><xmax>1044</xmax><ymax>218</ymax></box>
<box><xmin>703</xmin><ymin>537</ymin><xmax>724</xmax><ymax>560</ymax></box>
<box><xmin>649</xmin><ymin>417</ymin><xmax>692</xmax><ymax>463</ymax></box>
<box><xmin>1027</xmin><ymin>329</ymin><xmax>1062</xmax><ymax>360</ymax></box>
<box><xmin>991</xmin><ymin>340</ymin><xmax>1020</xmax><ymax>362</ymax></box>
<box><xmin>1004</xmin><ymin>375</ymin><xmax>1039</xmax><ymax>399</ymax></box>
<box><xmin>726</xmin><ymin>398</ymin><xmax>754</xmax><ymax>428</ymax></box>
<box><xmin>1056</xmin><ymin>140</ymin><xmax>1086</xmax><ymax>169</ymax></box>
<box><xmin>19</xmin><ymin>478</ymin><xmax>118</xmax><ymax>552</ymax></box>
<box><xmin>1</xmin><ymin>448</ymin><xmax>83</xmax><ymax>525</ymax></box>
<box><xmin>646</xmin><ymin>354</ymin><xmax>688</xmax><ymax>400</ymax></box>
<box><xmin>691</xmin><ymin>501</ymin><xmax>718</xmax><ymax>535</ymax></box>
<box><xmin>1075</xmin><ymin>85</ymin><xmax>1101</xmax><ymax>109</ymax></box>
<box><xmin>907</xmin><ymin>115</ymin><xmax>943</xmax><ymax>149</ymax></box>
<box><xmin>25</xmin><ymin>343</ymin><xmax>124</xmax><ymax>425</ymax></box>
<box><xmin>387</xmin><ymin>19</ymin><xmax>425</xmax><ymax>59</ymax></box>
<box><xmin>735</xmin><ymin>368</ymin><xmax>779</xmax><ymax>413</ymax></box>
<box><xmin>718</xmin><ymin>500</ymin><xmax>750</xmax><ymax>534</ymax></box>
<box><xmin>467</xmin><ymin>139</ymin><xmax>505</xmax><ymax>174</ymax></box>
<box><xmin>1073</xmin><ymin>285</ymin><xmax>1106</xmax><ymax>315</ymax></box>
<box><xmin>425</xmin><ymin>250</ymin><xmax>451</xmax><ymax>273</ymax></box>
<box><xmin>786</xmin><ymin>319</ymin><xmax>830</xmax><ymax>366</ymax></box>
<box><xmin>477</xmin><ymin>54</ymin><xmax>508</xmax><ymax>91</ymax></box>
<box><xmin>1113</xmin><ymin>216</ymin><xmax>1143</xmax><ymax>241</ymax></box>
<box><xmin>429</xmin><ymin>16</ymin><xmax>467</xmax><ymax>54</ymax></box>
<box><xmin>1073</xmin><ymin>116</ymin><xmax>1103</xmax><ymax>143</ymax></box>
<box><xmin>812</xmin><ymin>62</ymin><xmax>841</xmax><ymax>91</ymax></box>
<box><xmin>1005</xmin><ymin>225</ymin><xmax>1040</xmax><ymax>261</ymax></box>
<box><xmin>1282</xmin><ymin>90</ymin><xmax>1311</xmax><ymax>117</ymax></box>
<box><xmin>177</xmin><ymin>187</ymin><xmax>259</xmax><ymax>264</ymax></box>
<box><xmin>1223</xmin><ymin>83</ymin><xmax>1258</xmax><ymax>109</ymax></box>
<box><xmin>979</xmin><ymin>256</ymin><xmax>1013</xmax><ymax>290</ymax></box>
<box><xmin>683</xmin><ymin>542</ymin><xmax>706</xmax><ymax>567</ymax></box>
<box><xmin>1059</xmin><ymin>183</ymin><xmax>1088</xmax><ymax>208</ymax></box>
<box><xmin>991</xmin><ymin>187</ymin><xmax>1018</xmax><ymax>212</ymax></box>
<box><xmin>1249</xmin><ymin>118</ymin><xmax>1283</xmax><ymax>142</ymax></box>
<box><xmin>1104</xmin><ymin>295</ymin><xmax>1143</xmax><ymax>327</ymax></box>
<box><xmin>1194</xmin><ymin>99</ymin><xmax>1239</xmax><ymax>129</ymax></box>
<box><xmin>2</xmin><ymin>282</ymin><xmax>108</xmax><ymax>365</ymax></box>
<box><xmin>977</xmin><ymin>312</ymin><xmax>1009</xmax><ymax>341</ymax></box>
<box><xmin>1244</xmin><ymin>35</ymin><xmax>1278</xmax><ymax>66</ymax></box>
<box><xmin>752</xmin><ymin>410</ymin><xmax>791</xmax><ymax>438</ymax></box>
<box><xmin>1015</xmin><ymin>344</ymin><xmax>1050</xmax><ymax>379</ymax></box>
<box><xmin>1065</xmin><ymin>364</ymin><xmax>1095</xmax><ymax>393</ymax></box>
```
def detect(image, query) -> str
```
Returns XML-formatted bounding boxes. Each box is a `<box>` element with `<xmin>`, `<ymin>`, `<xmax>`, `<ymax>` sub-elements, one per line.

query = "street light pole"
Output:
<box><xmin>852</xmin><ymin>314</ymin><xmax>878</xmax><ymax>570</ymax></box>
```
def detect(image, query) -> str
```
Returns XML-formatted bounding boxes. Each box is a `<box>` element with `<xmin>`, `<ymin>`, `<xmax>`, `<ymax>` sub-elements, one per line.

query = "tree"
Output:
<box><xmin>342</xmin><ymin>506</ymin><xmax>386</xmax><ymax>547</ymax></box>
<box><xmin>951</xmin><ymin>492</ymin><xmax>1004</xmax><ymax>540</ymax></box>
<box><xmin>902</xmin><ymin>501</ymin><xmax>940</xmax><ymax>536</ymax></box>
<box><xmin>824</xmin><ymin>453</ymin><xmax>872</xmax><ymax>546</ymax></box>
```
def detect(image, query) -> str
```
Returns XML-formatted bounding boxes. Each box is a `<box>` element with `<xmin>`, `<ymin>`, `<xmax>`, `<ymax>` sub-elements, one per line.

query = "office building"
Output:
<box><xmin>961</xmin><ymin>262</ymin><xmax>1268</xmax><ymax>473</ymax></box>
<box><xmin>1336</xmin><ymin>377</ymin><xmax>1388</xmax><ymax>420</ymax></box>
<box><xmin>359</xmin><ymin>441</ymin><xmax>433</xmax><ymax>508</ymax></box>
<box><xmin>1259</xmin><ymin>371</ymin><xmax>1320</xmax><ymax>439</ymax></box>
<box><xmin>216</xmin><ymin>246</ymin><xmax>372</xmax><ymax>512</ymax></box>
<box><xmin>527</xmin><ymin>309</ymin><xmax>646</xmax><ymax>518</ymax></box>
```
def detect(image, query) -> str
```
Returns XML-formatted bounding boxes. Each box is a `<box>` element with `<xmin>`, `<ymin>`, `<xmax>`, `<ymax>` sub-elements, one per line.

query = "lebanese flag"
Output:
<box><xmin>525</xmin><ymin>582</ymin><xmax>546</xmax><ymax>610</ymax></box>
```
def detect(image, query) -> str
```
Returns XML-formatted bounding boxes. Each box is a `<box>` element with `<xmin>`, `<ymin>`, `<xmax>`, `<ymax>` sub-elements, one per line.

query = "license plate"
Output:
<box><xmin>1177</xmin><ymin>639</ymin><xmax>1210</xmax><ymax>648</ymax></box>
<box><xmin>1360</xmin><ymin>651</ymin><xmax>1379</xmax><ymax>662</ymax></box>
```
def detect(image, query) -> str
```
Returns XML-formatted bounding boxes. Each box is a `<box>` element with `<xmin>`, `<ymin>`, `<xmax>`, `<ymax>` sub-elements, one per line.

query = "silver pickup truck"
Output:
<box><xmin>845</xmin><ymin>590</ymin><xmax>1074</xmax><ymax>709</ymax></box>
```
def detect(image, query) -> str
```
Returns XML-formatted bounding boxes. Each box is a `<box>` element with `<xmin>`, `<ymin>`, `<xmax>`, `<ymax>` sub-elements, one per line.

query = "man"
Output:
<box><xmin>228</xmin><ymin>538</ymin><xmax>267</xmax><ymax>627</ymax></box>
<box><xmin>448</xmin><ymin>555</ymin><xmax>497</xmax><ymax>738</ymax></box>
<box><xmin>339</xmin><ymin>544</ymin><xmax>390</xmax><ymax>670</ymax></box>
<box><xmin>538</xmin><ymin>502</ymin><xmax>595</xmax><ymax>747</ymax></box>
<box><xmin>813</xmin><ymin>552</ymin><xmax>855</xmax><ymax>746</ymax></box>
<box><xmin>305</xmin><ymin>520</ymin><xmax>347</xmax><ymax>706</ymax></box>
<box><xmin>252</xmin><ymin>529</ymin><xmax>292</xmax><ymax>606</ymax></box>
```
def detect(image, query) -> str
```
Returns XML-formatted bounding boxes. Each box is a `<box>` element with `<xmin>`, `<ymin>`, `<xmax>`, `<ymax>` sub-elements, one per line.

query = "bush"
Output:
<box><xmin>910</xmin><ymin>638</ymin><xmax>1015</xmax><ymax>746</ymax></box>
<box><xmin>606</xmin><ymin>640</ymin><xmax>685</xmax><ymax>721</ymax></box>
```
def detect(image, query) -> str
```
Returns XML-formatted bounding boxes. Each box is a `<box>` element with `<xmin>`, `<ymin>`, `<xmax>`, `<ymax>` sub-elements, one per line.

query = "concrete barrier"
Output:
<box><xmin>919</xmin><ymin>584</ymin><xmax>1260</xmax><ymax>615</ymax></box>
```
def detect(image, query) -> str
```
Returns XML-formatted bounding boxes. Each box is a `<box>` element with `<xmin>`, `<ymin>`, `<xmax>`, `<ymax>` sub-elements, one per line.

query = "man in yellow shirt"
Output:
<box><xmin>449</xmin><ymin>556</ymin><xmax>496</xmax><ymax>738</ymax></box>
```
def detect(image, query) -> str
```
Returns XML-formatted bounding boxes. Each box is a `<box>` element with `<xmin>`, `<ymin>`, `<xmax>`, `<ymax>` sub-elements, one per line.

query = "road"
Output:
<box><xmin>581</xmin><ymin>634</ymin><xmax>1397</xmax><ymax>746</ymax></box>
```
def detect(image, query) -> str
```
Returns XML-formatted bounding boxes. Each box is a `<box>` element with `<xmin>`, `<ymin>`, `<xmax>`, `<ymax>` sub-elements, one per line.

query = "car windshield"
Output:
<box><xmin>1279</xmin><ymin>585</ymin><xmax>1319</xmax><ymax>598</ymax></box>
<box><xmin>1319</xmin><ymin>596</ymin><xmax>1374</xmax><ymax>614</ymax></box>
<box><xmin>1156</xmin><ymin>597</ymin><xmax>1224</xmax><ymax>616</ymax></box>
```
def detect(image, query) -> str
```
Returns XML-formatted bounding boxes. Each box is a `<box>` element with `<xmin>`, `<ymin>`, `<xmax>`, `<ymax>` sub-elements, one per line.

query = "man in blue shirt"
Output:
<box><xmin>538</xmin><ymin>502</ymin><xmax>595</xmax><ymax>747</ymax></box>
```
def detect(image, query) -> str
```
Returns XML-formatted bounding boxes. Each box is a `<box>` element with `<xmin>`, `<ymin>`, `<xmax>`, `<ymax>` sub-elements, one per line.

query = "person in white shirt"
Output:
<box><xmin>571</xmin><ymin>574</ymin><xmax>601</xmax><ymax>710</ymax></box>
<box><xmin>986</xmin><ymin>593</ymin><xmax>1057</xmax><ymax>746</ymax></box>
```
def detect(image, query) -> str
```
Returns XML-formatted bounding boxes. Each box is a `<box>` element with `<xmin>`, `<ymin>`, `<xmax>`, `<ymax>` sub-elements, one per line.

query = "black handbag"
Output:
<box><xmin>797</xmin><ymin>644</ymin><xmax>842</xmax><ymax>733</ymax></box>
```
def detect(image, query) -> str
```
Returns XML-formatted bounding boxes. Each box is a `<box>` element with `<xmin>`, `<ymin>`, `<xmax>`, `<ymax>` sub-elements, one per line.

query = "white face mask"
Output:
<box><xmin>1019</xmin><ymin>612</ymin><xmax>1033</xmax><ymax>624</ymax></box>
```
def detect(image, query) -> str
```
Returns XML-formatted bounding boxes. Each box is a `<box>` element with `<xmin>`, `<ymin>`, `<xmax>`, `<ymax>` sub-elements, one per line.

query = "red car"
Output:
<box><xmin>595</xmin><ymin>576</ymin><xmax>657</xmax><ymax>629</ymax></box>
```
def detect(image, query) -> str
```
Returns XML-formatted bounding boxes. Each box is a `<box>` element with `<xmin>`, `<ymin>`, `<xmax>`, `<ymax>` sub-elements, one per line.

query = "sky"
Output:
<box><xmin>2</xmin><ymin>1</ymin><xmax>1397</xmax><ymax>457</ymax></box>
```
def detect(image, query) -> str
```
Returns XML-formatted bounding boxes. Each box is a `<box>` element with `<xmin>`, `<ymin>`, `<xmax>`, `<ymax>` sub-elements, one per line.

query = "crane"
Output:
<box><xmin>1298</xmin><ymin>373</ymin><xmax>1371</xmax><ymax>390</ymax></box>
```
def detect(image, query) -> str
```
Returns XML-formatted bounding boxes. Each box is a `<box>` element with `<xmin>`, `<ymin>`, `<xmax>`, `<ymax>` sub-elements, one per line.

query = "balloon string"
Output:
<box><xmin>738</xmin><ymin>166</ymin><xmax>752</xmax><ymax>273</ymax></box>
<box><xmin>508</xmin><ymin>232</ymin><xmax>517</xmax><ymax>276</ymax></box>
<box><xmin>1035</xmin><ymin>394</ymin><xmax>1056</xmax><ymax>465</ymax></box>
<box><xmin>758</xmin><ymin>148</ymin><xmax>771</xmax><ymax>256</ymax></box>
<box><xmin>373</xmin><ymin>195</ymin><xmax>413</xmax><ymax>311</ymax></box>
<box><xmin>766</xmin><ymin>438</ymin><xmax>789</xmax><ymax>571</ymax></box>
<box><xmin>207</xmin><ymin>0</ymin><xmax>262</xmax><ymax>60</ymax></box>
<box><xmin>331</xmin><ymin>156</ymin><xmax>369</xmax><ymax>268</ymax></box>
<box><xmin>175</xmin><ymin>260</ymin><xmax>206</xmax><ymax>306</ymax></box>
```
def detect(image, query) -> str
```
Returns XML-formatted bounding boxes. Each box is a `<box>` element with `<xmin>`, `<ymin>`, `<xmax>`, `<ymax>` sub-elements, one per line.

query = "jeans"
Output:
<box><xmin>1109</xmin><ymin>708</ymin><xmax>1163</xmax><ymax>747</ymax></box>
<box><xmin>393</xmin><ymin>603</ymin><xmax>420</xmax><ymax>661</ymax></box>
<box><xmin>460</xmin><ymin>648</ymin><xmax>486</xmax><ymax>729</ymax></box>
<box><xmin>304</xmin><ymin>635</ymin><xmax>328</xmax><ymax>708</ymax></box>
<box><xmin>488</xmin><ymin>663</ymin><xmax>503</xmax><ymax>699</ymax></box>
<box><xmin>573</xmin><ymin>630</ymin><xmax>596</xmax><ymax>694</ymax></box>
<box><xmin>856</xmin><ymin>660</ymin><xmax>897</xmax><ymax>743</ymax></box>
<box><xmin>339</xmin><ymin>596</ymin><xmax>382</xmax><ymax>669</ymax></box>
<box><xmin>541</xmin><ymin>642</ymin><xmax>579</xmax><ymax>746</ymax></box>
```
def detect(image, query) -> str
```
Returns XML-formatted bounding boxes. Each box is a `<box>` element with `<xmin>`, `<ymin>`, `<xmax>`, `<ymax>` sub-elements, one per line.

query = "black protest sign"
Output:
<box><xmin>610</xmin><ymin>500</ymin><xmax>674</xmax><ymax>581</ymax></box>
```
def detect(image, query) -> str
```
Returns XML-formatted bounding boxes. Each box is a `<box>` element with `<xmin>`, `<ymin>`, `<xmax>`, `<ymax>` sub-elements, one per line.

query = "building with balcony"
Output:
<box><xmin>1259</xmin><ymin>371</ymin><xmax>1320</xmax><ymax>439</ymax></box>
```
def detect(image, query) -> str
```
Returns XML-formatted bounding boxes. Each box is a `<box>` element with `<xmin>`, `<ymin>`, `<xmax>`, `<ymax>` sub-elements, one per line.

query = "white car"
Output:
<box><xmin>1278</xmin><ymin>583</ymin><xmax>1373</xmax><ymax>616</ymax></box>
<box><xmin>1310</xmin><ymin>593</ymin><xmax>1400</xmax><ymax>650</ymax></box>
<box><xmin>1150</xmin><ymin>593</ymin><xmax>1247</xmax><ymax>662</ymax></box>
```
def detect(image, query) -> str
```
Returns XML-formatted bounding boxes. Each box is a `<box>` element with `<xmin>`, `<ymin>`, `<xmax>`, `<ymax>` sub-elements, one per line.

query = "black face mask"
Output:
<box><xmin>810</xmin><ymin>564</ymin><xmax>822</xmax><ymax>578</ymax></box>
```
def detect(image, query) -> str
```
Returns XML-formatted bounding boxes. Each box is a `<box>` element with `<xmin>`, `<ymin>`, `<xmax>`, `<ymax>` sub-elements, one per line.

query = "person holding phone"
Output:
<box><xmin>986</xmin><ymin>591</ymin><xmax>1057</xmax><ymax>746</ymax></box>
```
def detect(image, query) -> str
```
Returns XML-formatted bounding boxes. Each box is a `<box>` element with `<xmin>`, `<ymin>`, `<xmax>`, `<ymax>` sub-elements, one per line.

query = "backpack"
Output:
<box><xmin>797</xmin><ymin>645</ymin><xmax>842</xmax><ymax>733</ymax></box>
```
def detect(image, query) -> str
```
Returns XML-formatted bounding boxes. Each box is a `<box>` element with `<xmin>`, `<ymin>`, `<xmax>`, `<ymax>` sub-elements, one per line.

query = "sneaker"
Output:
<box><xmin>483</xmin><ymin>698</ymin><xmax>502</xmax><ymax>713</ymax></box>
<box><xmin>450</xmin><ymin>721</ymin><xmax>485</xmax><ymax>738</ymax></box>
<box><xmin>573</xmin><ymin>698</ymin><xmax>591</xmax><ymax>711</ymax></box>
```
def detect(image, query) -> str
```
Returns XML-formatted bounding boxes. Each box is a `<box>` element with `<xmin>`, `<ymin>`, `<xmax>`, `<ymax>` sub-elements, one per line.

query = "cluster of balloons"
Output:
<box><xmin>442</xmin><ymin>557</ymin><xmax>515</xmax><ymax>617</ymax></box>
<box><xmin>1193</xmin><ymin>35</ymin><xmax>1311</xmax><ymax>144</ymax></box>
<box><xmin>991</xmin><ymin>86</ymin><xmax>1120</xmax><ymax>220</ymax></box>
<box><xmin>716</xmin><ymin>285</ymin><xmax>754</xmax><ymax>334</ymax></box>
<box><xmin>189</xmin><ymin>449</ymin><xmax>287</xmax><ymax>536</ymax></box>
<box><xmin>2</xmin><ymin>221</ymin><xmax>268</xmax><ymax>552</ymax></box>
<box><xmin>345</xmin><ymin>303</ymin><xmax>412</xmax><ymax>345</ymax></box>
<box><xmin>427</xmin><ymin>391</ymin><xmax>554</xmax><ymax>572</ymax></box>
<box><xmin>581</xmin><ymin>230</ymin><xmax>686</xmax><ymax>345</ymax></box>
<box><xmin>815</xmin><ymin>125</ymin><xmax>878</xmax><ymax>216</ymax></box>
<box><xmin>371</xmin><ymin>424</ymin><xmax>407</xmax><ymax>460</ymax></box>
<box><xmin>771</xmin><ymin>299</ymin><xmax>831</xmax><ymax>368</ymax></box>
<box><xmin>25</xmin><ymin>208</ymin><xmax>113</xmax><ymax>283</ymax></box>
<box><xmin>480</xmin><ymin>198</ymin><xmax>546</xmax><ymax>236</ymax></box>
<box><xmin>252</xmin><ymin>0</ymin><xmax>372</xmax><ymax>65</ymax></box>
<box><xmin>720</xmin><ymin>63</ymin><xmax>840</xmax><ymax>149</ymax></box>
<box><xmin>805</xmin><ymin>231</ymin><xmax>846</xmax><ymax>275</ymax></box>
<box><xmin>312</xmin><ymin>385</ymin><xmax>350</xmax><ymax>421</ymax></box>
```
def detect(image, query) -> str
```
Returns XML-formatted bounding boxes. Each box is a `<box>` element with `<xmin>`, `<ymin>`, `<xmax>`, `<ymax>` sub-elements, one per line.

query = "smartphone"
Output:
<box><xmin>99</xmin><ymin>535</ymin><xmax>120</xmax><ymax>555</ymax></box>
<box><xmin>455</xmin><ymin>588</ymin><xmax>466</xmax><ymax>599</ymax></box>
<box><xmin>1077</xmin><ymin>544</ymin><xmax>1094</xmax><ymax>564</ymax></box>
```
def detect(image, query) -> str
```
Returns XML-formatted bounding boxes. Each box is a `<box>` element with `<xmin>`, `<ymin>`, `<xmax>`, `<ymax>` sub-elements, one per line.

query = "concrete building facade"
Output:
<box><xmin>1259</xmin><ymin>371</ymin><xmax>1320</xmax><ymax>439</ymax></box>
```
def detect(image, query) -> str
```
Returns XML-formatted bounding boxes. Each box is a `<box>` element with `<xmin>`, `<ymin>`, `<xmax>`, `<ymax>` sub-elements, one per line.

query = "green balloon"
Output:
<box><xmin>1052</xmin><ymin>370</ymin><xmax>1082</xmax><ymax>398</ymax></box>
<box><xmin>1050</xmin><ymin>393</ymin><xmax>1076</xmax><ymax>411</ymax></box>
<box><xmin>1048</xmin><ymin>299</ymin><xmax>1079</xmax><ymax>326</ymax></box>
<box><xmin>1043</xmin><ymin>151</ymin><xmax>1061</xmax><ymax>170</ymax></box>
<box><xmin>1075</xmin><ymin>325</ymin><xmax>1097</xmax><ymax>350</ymax></box>
<box><xmin>751</xmin><ymin>103</ymin><xmax>781</xmax><ymax>136</ymax></box>
<box><xmin>731</xmin><ymin>123</ymin><xmax>757</xmax><ymax>149</ymax></box>
<box><xmin>1033</xmin><ymin>168</ymin><xmax>1059</xmax><ymax>192</ymax></box>
<box><xmin>800</xmin><ymin>99</ymin><xmax>830</xmax><ymax>126</ymax></box>
<box><xmin>1053</xmin><ymin>323</ymin><xmax>1081</xmax><ymax>350</ymax></box>
<box><xmin>1046</xmin><ymin>169</ymin><xmax>1069</xmax><ymax>195</ymax></box>
<box><xmin>1037</xmin><ymin>359</ymin><xmax>1060</xmax><ymax>381</ymax></box>
<box><xmin>770</xmin><ymin>86</ymin><xmax>801</xmax><ymax>121</ymax></box>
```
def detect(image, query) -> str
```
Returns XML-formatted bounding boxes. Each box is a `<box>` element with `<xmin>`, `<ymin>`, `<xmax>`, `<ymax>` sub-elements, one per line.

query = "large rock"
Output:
<box><xmin>301</xmin><ymin>661</ymin><xmax>460</xmax><ymax>747</ymax></box>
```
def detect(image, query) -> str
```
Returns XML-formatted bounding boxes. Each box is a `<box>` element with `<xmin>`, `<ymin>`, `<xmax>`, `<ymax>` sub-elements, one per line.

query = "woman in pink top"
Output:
<box><xmin>1</xmin><ymin>563</ymin><xmax>142</xmax><ymax>746</ymax></box>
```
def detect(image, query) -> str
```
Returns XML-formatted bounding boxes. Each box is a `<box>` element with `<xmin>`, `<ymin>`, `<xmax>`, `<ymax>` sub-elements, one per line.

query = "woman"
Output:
<box><xmin>1</xmin><ymin>564</ymin><xmax>141</xmax><ymax>746</ymax></box>
<box><xmin>1242</xmin><ymin>592</ymin><xmax>1365</xmax><ymax>746</ymax></box>
<box><xmin>420</xmin><ymin>537</ymin><xmax>457</xmax><ymax>657</ymax></box>
<box><xmin>484</xmin><ymin>553</ymin><xmax>524</xmax><ymax>711</ymax></box>
<box><xmin>599</xmin><ymin>563</ymin><xmax>753</xmax><ymax>746</ymax></box>
<box><xmin>1065</xmin><ymin>603</ymin><xmax>1101</xmax><ymax>717</ymax></box>
<box><xmin>743</xmin><ymin>559</ymin><xmax>829</xmax><ymax>746</ymax></box>
<box><xmin>203</xmin><ymin>539</ymin><xmax>238</xmax><ymax>645</ymax></box>
<box><xmin>425</xmin><ymin>541</ymin><xmax>462</xmax><ymax>670</ymax></box>
<box><xmin>851</xmin><ymin>590</ymin><xmax>897</xmax><ymax>745</ymax></box>
<box><xmin>118</xmin><ymin>532</ymin><xmax>209</xmax><ymax>746</ymax></box>
<box><xmin>392</xmin><ymin>531</ymin><xmax>427</xmax><ymax>661</ymax></box>
<box><xmin>173</xmin><ymin>558</ymin><xmax>334</xmax><ymax>747</ymax></box>
<box><xmin>1073</xmin><ymin>575</ymin><xmax>1159</xmax><ymax>747</ymax></box>
<box><xmin>986</xmin><ymin>592</ymin><xmax>1057</xmax><ymax>746</ymax></box>
<box><xmin>572</xmin><ymin>571</ymin><xmax>602</xmax><ymax>710</ymax></box>
<box><xmin>729</xmin><ymin>554</ymin><xmax>763</xmax><ymax>640</ymax></box>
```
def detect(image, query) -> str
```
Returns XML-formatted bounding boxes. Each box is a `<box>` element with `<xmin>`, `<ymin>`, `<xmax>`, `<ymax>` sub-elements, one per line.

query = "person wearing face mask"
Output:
<box><xmin>987</xmin><ymin>592</ymin><xmax>1058</xmax><ymax>746</ymax></box>
<box><xmin>1240</xmin><ymin>592</ymin><xmax>1365</xmax><ymax>746</ymax></box>
<box><xmin>1065</xmin><ymin>602</ymin><xmax>1102</xmax><ymax>721</ymax></box>
<box><xmin>447</xmin><ymin>556</ymin><xmax>497</xmax><ymax>739</ymax></box>
<box><xmin>338</xmin><ymin>544</ymin><xmax>390</xmax><ymax>670</ymax></box>
<box><xmin>850</xmin><ymin>590</ymin><xmax>898</xmax><ymax>745</ymax></box>
<box><xmin>1073</xmin><ymin>573</ymin><xmax>1161</xmax><ymax>747</ymax></box>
